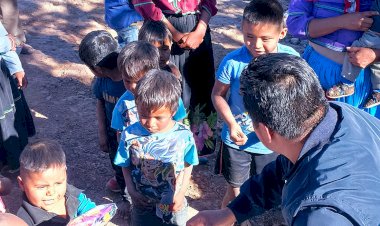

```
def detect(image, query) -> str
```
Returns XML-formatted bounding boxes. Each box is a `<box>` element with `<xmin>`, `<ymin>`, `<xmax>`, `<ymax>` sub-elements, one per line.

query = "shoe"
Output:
<box><xmin>326</xmin><ymin>83</ymin><xmax>355</xmax><ymax>99</ymax></box>
<box><xmin>364</xmin><ymin>91</ymin><xmax>380</xmax><ymax>108</ymax></box>
<box><xmin>106</xmin><ymin>176</ymin><xmax>121</xmax><ymax>193</ymax></box>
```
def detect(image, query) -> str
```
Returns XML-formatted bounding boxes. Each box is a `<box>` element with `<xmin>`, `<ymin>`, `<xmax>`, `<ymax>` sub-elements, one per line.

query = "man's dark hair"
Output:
<box><xmin>243</xmin><ymin>0</ymin><xmax>284</xmax><ymax>27</ymax></box>
<box><xmin>138</xmin><ymin>20</ymin><xmax>172</xmax><ymax>44</ymax></box>
<box><xmin>117</xmin><ymin>41</ymin><xmax>159</xmax><ymax>81</ymax></box>
<box><xmin>135</xmin><ymin>69</ymin><xmax>181</xmax><ymax>114</ymax></box>
<box><xmin>78</xmin><ymin>30</ymin><xmax>118</xmax><ymax>69</ymax></box>
<box><xmin>240</xmin><ymin>53</ymin><xmax>328</xmax><ymax>140</ymax></box>
<box><xmin>20</xmin><ymin>139</ymin><xmax>66</xmax><ymax>173</ymax></box>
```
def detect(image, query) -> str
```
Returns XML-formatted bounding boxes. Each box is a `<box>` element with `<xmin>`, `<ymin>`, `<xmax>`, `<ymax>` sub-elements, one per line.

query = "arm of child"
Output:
<box><xmin>172</xmin><ymin>164</ymin><xmax>193</xmax><ymax>212</ymax></box>
<box><xmin>96</xmin><ymin>99</ymin><xmax>109</xmax><ymax>153</ymax></box>
<box><xmin>121</xmin><ymin>167</ymin><xmax>151</xmax><ymax>208</ymax></box>
<box><xmin>211</xmin><ymin>80</ymin><xmax>247</xmax><ymax>146</ymax></box>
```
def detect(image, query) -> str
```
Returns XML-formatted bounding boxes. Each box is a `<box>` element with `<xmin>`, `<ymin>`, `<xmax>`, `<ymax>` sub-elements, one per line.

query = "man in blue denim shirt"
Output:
<box><xmin>104</xmin><ymin>0</ymin><xmax>142</xmax><ymax>47</ymax></box>
<box><xmin>187</xmin><ymin>54</ymin><xmax>380</xmax><ymax>226</ymax></box>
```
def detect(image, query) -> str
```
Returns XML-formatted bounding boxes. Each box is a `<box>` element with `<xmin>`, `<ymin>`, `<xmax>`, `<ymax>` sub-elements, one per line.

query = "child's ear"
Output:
<box><xmin>17</xmin><ymin>176</ymin><xmax>25</xmax><ymax>191</ymax></box>
<box><xmin>279</xmin><ymin>27</ymin><xmax>288</xmax><ymax>39</ymax></box>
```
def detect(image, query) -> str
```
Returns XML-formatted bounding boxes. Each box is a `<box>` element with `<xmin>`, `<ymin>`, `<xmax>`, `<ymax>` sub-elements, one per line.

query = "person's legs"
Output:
<box><xmin>131</xmin><ymin>207</ymin><xmax>164</xmax><ymax>226</ymax></box>
<box><xmin>220</xmin><ymin>144</ymin><xmax>252</xmax><ymax>208</ymax></box>
<box><xmin>116</xmin><ymin>24</ymin><xmax>138</xmax><ymax>48</ymax></box>
<box><xmin>251</xmin><ymin>152</ymin><xmax>278</xmax><ymax>175</ymax></box>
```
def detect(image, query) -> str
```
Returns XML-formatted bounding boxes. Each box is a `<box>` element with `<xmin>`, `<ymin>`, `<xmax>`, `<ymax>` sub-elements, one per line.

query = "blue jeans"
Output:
<box><xmin>116</xmin><ymin>24</ymin><xmax>138</xmax><ymax>48</ymax></box>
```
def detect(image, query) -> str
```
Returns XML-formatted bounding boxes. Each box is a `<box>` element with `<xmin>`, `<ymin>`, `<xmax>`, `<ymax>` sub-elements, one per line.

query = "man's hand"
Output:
<box><xmin>347</xmin><ymin>47</ymin><xmax>377</xmax><ymax>68</ymax></box>
<box><xmin>187</xmin><ymin>208</ymin><xmax>236</xmax><ymax>226</ymax></box>
<box><xmin>14</xmin><ymin>71</ymin><xmax>27</xmax><ymax>89</ymax></box>
<box><xmin>229</xmin><ymin>123</ymin><xmax>248</xmax><ymax>146</ymax></box>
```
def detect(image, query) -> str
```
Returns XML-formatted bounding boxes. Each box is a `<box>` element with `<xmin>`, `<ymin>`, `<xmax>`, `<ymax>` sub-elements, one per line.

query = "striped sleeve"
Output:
<box><xmin>131</xmin><ymin>0</ymin><xmax>164</xmax><ymax>21</ymax></box>
<box><xmin>200</xmin><ymin>0</ymin><xmax>217</xmax><ymax>17</ymax></box>
<box><xmin>286</xmin><ymin>0</ymin><xmax>314</xmax><ymax>39</ymax></box>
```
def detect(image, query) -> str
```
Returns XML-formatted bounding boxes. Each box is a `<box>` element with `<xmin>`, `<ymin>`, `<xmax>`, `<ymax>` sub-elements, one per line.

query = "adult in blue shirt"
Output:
<box><xmin>104</xmin><ymin>0</ymin><xmax>142</xmax><ymax>47</ymax></box>
<box><xmin>187</xmin><ymin>54</ymin><xmax>380</xmax><ymax>226</ymax></box>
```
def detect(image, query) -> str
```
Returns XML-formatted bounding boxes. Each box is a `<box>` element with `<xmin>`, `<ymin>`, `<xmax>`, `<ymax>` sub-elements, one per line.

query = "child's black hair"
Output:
<box><xmin>20</xmin><ymin>139</ymin><xmax>66</xmax><ymax>173</ymax></box>
<box><xmin>135</xmin><ymin>69</ymin><xmax>181</xmax><ymax>114</ymax></box>
<box><xmin>78</xmin><ymin>30</ymin><xmax>119</xmax><ymax>70</ymax></box>
<box><xmin>243</xmin><ymin>0</ymin><xmax>284</xmax><ymax>27</ymax></box>
<box><xmin>138</xmin><ymin>20</ymin><xmax>172</xmax><ymax>45</ymax></box>
<box><xmin>117</xmin><ymin>41</ymin><xmax>159</xmax><ymax>82</ymax></box>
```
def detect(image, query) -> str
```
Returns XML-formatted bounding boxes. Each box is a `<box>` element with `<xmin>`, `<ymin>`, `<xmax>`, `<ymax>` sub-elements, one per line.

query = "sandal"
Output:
<box><xmin>364</xmin><ymin>91</ymin><xmax>380</xmax><ymax>108</ymax></box>
<box><xmin>326</xmin><ymin>83</ymin><xmax>355</xmax><ymax>99</ymax></box>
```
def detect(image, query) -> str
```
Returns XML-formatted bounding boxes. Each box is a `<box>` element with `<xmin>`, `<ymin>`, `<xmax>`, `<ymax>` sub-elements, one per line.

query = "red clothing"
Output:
<box><xmin>131</xmin><ymin>0</ymin><xmax>217</xmax><ymax>21</ymax></box>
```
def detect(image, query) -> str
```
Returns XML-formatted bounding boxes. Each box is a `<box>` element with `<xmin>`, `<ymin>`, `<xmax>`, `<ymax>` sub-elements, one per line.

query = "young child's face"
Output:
<box><xmin>123</xmin><ymin>78</ymin><xmax>138</xmax><ymax>94</ymax></box>
<box><xmin>152</xmin><ymin>39</ymin><xmax>172</xmax><ymax>68</ymax></box>
<box><xmin>137</xmin><ymin>106</ymin><xmax>175</xmax><ymax>133</ymax></box>
<box><xmin>18</xmin><ymin>165</ymin><xmax>67</xmax><ymax>212</ymax></box>
<box><xmin>90</xmin><ymin>67</ymin><xmax>122</xmax><ymax>82</ymax></box>
<box><xmin>242</xmin><ymin>20</ymin><xmax>287</xmax><ymax>58</ymax></box>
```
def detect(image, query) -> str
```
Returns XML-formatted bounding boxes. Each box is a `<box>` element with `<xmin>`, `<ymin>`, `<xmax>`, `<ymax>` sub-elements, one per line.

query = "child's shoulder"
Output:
<box><xmin>277</xmin><ymin>43</ymin><xmax>300</xmax><ymax>56</ymax></box>
<box><xmin>224</xmin><ymin>46</ymin><xmax>251</xmax><ymax>61</ymax></box>
<box><xmin>218</xmin><ymin>46</ymin><xmax>251</xmax><ymax>69</ymax></box>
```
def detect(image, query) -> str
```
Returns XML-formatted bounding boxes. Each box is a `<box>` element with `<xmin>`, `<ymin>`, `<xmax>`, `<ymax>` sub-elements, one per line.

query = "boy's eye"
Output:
<box><xmin>36</xmin><ymin>186</ymin><xmax>46</xmax><ymax>189</ymax></box>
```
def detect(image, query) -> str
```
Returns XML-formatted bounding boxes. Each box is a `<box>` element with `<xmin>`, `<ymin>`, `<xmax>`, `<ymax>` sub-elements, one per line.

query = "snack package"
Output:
<box><xmin>67</xmin><ymin>203</ymin><xmax>117</xmax><ymax>226</ymax></box>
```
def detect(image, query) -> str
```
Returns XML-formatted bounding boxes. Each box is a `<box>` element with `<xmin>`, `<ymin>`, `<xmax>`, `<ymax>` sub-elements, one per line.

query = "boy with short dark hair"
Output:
<box><xmin>114</xmin><ymin>70</ymin><xmax>198</xmax><ymax>226</ymax></box>
<box><xmin>212</xmin><ymin>0</ymin><xmax>300</xmax><ymax>209</ymax></box>
<box><xmin>78</xmin><ymin>30</ymin><xmax>130</xmax><ymax>216</ymax></box>
<box><xmin>16</xmin><ymin>139</ymin><xmax>96</xmax><ymax>225</ymax></box>
<box><xmin>111</xmin><ymin>41</ymin><xmax>186</xmax><ymax>135</ymax></box>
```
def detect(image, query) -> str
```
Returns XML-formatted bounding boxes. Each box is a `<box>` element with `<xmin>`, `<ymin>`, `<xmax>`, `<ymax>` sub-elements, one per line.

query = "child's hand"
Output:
<box><xmin>340</xmin><ymin>11</ymin><xmax>378</xmax><ymax>31</ymax></box>
<box><xmin>129</xmin><ymin>189</ymin><xmax>152</xmax><ymax>208</ymax></box>
<box><xmin>14</xmin><ymin>71</ymin><xmax>27</xmax><ymax>89</ymax></box>
<box><xmin>171</xmin><ymin>193</ymin><xmax>185</xmax><ymax>212</ymax></box>
<box><xmin>98</xmin><ymin>132</ymin><xmax>109</xmax><ymax>153</ymax></box>
<box><xmin>347</xmin><ymin>47</ymin><xmax>377</xmax><ymax>68</ymax></box>
<box><xmin>116</xmin><ymin>200</ymin><xmax>131</xmax><ymax>220</ymax></box>
<box><xmin>229</xmin><ymin>123</ymin><xmax>248</xmax><ymax>146</ymax></box>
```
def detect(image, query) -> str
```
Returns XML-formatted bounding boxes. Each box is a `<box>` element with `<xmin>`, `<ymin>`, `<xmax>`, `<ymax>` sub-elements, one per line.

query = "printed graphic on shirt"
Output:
<box><xmin>128</xmin><ymin>135</ymin><xmax>187</xmax><ymax>201</ymax></box>
<box><xmin>122</xmin><ymin>106</ymin><xmax>138</xmax><ymax>128</ymax></box>
<box><xmin>235</xmin><ymin>112</ymin><xmax>254</xmax><ymax>133</ymax></box>
<box><xmin>102</xmin><ymin>92</ymin><xmax>119</xmax><ymax>104</ymax></box>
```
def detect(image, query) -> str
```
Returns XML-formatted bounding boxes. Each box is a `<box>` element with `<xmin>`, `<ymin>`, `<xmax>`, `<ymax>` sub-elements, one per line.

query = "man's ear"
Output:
<box><xmin>17</xmin><ymin>176</ymin><xmax>25</xmax><ymax>191</ymax></box>
<box><xmin>279</xmin><ymin>27</ymin><xmax>288</xmax><ymax>39</ymax></box>
<box><xmin>255</xmin><ymin>122</ymin><xmax>274</xmax><ymax>146</ymax></box>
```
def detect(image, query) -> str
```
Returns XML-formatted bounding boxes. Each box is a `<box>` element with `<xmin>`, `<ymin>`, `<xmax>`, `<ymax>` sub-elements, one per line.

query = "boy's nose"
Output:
<box><xmin>46</xmin><ymin>186</ymin><xmax>56</xmax><ymax>196</ymax></box>
<box><xmin>252</xmin><ymin>39</ymin><xmax>262</xmax><ymax>49</ymax></box>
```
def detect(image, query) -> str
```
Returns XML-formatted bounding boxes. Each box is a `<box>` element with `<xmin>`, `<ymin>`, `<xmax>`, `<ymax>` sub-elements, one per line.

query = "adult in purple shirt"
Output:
<box><xmin>287</xmin><ymin>0</ymin><xmax>380</xmax><ymax>118</ymax></box>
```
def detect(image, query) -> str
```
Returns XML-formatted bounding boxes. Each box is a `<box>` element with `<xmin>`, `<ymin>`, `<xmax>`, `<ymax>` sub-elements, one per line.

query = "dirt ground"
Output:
<box><xmin>2</xmin><ymin>0</ymin><xmax>304</xmax><ymax>225</ymax></box>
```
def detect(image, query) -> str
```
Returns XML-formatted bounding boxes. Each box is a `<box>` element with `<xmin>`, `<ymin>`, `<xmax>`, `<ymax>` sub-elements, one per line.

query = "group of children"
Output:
<box><xmin>0</xmin><ymin>0</ymin><xmax>379</xmax><ymax>225</ymax></box>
